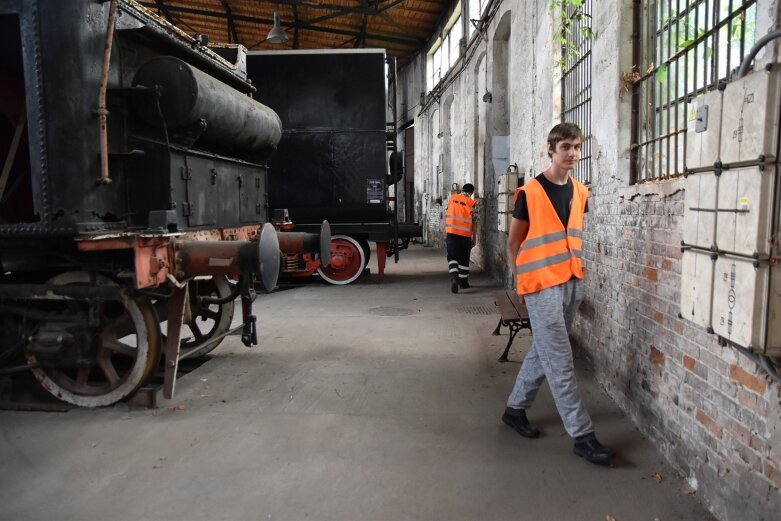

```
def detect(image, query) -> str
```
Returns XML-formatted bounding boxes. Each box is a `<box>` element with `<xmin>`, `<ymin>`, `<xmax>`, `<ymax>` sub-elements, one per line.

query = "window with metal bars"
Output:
<box><xmin>631</xmin><ymin>0</ymin><xmax>757</xmax><ymax>183</ymax></box>
<box><xmin>560</xmin><ymin>0</ymin><xmax>593</xmax><ymax>185</ymax></box>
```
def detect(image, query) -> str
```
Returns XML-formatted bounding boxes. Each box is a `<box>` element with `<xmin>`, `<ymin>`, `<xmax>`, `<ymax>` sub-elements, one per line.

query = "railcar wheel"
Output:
<box><xmin>25</xmin><ymin>272</ymin><xmax>161</xmax><ymax>407</ymax></box>
<box><xmin>179</xmin><ymin>276</ymin><xmax>235</xmax><ymax>359</ymax></box>
<box><xmin>316</xmin><ymin>235</ymin><xmax>366</xmax><ymax>285</ymax></box>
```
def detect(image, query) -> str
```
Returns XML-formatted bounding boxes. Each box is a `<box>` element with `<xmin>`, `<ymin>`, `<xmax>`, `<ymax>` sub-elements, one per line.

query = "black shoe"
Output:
<box><xmin>573</xmin><ymin>437</ymin><xmax>616</xmax><ymax>465</ymax></box>
<box><xmin>451</xmin><ymin>280</ymin><xmax>459</xmax><ymax>293</ymax></box>
<box><xmin>459</xmin><ymin>280</ymin><xmax>470</xmax><ymax>289</ymax></box>
<box><xmin>502</xmin><ymin>410</ymin><xmax>540</xmax><ymax>439</ymax></box>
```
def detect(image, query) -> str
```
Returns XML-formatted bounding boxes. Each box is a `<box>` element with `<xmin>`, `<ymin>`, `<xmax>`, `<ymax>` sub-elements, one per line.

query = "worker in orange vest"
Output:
<box><xmin>501</xmin><ymin>123</ymin><xmax>616</xmax><ymax>466</ymax></box>
<box><xmin>444</xmin><ymin>183</ymin><xmax>476</xmax><ymax>293</ymax></box>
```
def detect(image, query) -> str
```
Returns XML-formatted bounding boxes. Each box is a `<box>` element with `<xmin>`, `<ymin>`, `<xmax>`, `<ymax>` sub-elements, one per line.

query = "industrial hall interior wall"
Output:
<box><xmin>397</xmin><ymin>1</ymin><xmax>781</xmax><ymax>520</ymax></box>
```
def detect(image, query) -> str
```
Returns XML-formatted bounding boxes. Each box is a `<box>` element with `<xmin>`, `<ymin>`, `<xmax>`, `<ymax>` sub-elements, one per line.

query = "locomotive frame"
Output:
<box><xmin>0</xmin><ymin>0</ymin><xmax>327</xmax><ymax>407</ymax></box>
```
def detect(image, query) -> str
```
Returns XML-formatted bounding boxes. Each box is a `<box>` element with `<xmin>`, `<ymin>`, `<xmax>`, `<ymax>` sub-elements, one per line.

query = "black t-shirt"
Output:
<box><xmin>513</xmin><ymin>173</ymin><xmax>588</xmax><ymax>227</ymax></box>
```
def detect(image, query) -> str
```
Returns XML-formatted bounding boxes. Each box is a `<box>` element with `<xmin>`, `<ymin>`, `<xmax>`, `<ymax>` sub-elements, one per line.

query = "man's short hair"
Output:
<box><xmin>547</xmin><ymin>123</ymin><xmax>584</xmax><ymax>158</ymax></box>
<box><xmin>462</xmin><ymin>183</ymin><xmax>474</xmax><ymax>194</ymax></box>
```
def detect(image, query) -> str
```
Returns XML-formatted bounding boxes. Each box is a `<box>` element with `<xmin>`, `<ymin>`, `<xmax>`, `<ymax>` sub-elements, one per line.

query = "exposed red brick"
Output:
<box><xmin>729</xmin><ymin>364</ymin><xmax>767</xmax><ymax>395</ymax></box>
<box><xmin>683</xmin><ymin>355</ymin><xmax>696</xmax><ymax>371</ymax></box>
<box><xmin>696</xmin><ymin>408</ymin><xmax>723</xmax><ymax>439</ymax></box>
<box><xmin>763</xmin><ymin>461</ymin><xmax>781</xmax><ymax>490</ymax></box>
<box><xmin>654</xmin><ymin>311</ymin><xmax>664</xmax><ymax>324</ymax></box>
<box><xmin>644</xmin><ymin>267</ymin><xmax>659</xmax><ymax>281</ymax></box>
<box><xmin>673</xmin><ymin>322</ymin><xmax>684</xmax><ymax>335</ymax></box>
<box><xmin>662</xmin><ymin>259</ymin><xmax>673</xmax><ymax>271</ymax></box>
<box><xmin>750</xmin><ymin>435</ymin><xmax>768</xmax><ymax>453</ymax></box>
<box><xmin>738</xmin><ymin>390</ymin><xmax>759</xmax><ymax>411</ymax></box>
<box><xmin>649</xmin><ymin>346</ymin><xmax>665</xmax><ymax>366</ymax></box>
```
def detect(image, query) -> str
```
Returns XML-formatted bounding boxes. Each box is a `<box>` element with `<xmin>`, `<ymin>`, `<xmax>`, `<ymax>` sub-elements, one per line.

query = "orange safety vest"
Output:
<box><xmin>445</xmin><ymin>193</ymin><xmax>475</xmax><ymax>238</ymax></box>
<box><xmin>515</xmin><ymin>177</ymin><xmax>587</xmax><ymax>295</ymax></box>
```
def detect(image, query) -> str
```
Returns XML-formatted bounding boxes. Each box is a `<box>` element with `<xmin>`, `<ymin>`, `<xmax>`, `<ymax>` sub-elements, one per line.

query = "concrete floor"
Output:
<box><xmin>0</xmin><ymin>245</ymin><xmax>714</xmax><ymax>521</ymax></box>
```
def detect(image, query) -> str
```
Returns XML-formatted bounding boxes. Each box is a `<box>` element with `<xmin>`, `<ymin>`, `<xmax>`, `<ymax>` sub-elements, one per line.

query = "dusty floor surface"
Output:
<box><xmin>0</xmin><ymin>245</ymin><xmax>715</xmax><ymax>521</ymax></box>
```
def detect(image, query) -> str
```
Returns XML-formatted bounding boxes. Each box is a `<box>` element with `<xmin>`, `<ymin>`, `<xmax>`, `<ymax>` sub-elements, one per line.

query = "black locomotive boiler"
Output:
<box><xmin>0</xmin><ymin>0</ymin><xmax>327</xmax><ymax>406</ymax></box>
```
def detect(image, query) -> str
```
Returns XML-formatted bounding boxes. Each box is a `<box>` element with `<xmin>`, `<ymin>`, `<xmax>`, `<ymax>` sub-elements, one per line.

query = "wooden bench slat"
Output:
<box><xmin>495</xmin><ymin>290</ymin><xmax>521</xmax><ymax>320</ymax></box>
<box><xmin>506</xmin><ymin>291</ymin><xmax>530</xmax><ymax>319</ymax></box>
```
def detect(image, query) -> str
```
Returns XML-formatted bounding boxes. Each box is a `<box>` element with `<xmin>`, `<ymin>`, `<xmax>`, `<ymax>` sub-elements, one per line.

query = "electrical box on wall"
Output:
<box><xmin>720</xmin><ymin>67</ymin><xmax>781</xmax><ymax>164</ymax></box>
<box><xmin>682</xmin><ymin>172</ymin><xmax>717</xmax><ymax>248</ymax></box>
<box><xmin>680</xmin><ymin>250</ymin><xmax>715</xmax><ymax>329</ymax></box>
<box><xmin>685</xmin><ymin>89</ymin><xmax>723</xmax><ymax>170</ymax></box>
<box><xmin>497</xmin><ymin>169</ymin><xmax>520</xmax><ymax>234</ymax></box>
<box><xmin>710</xmin><ymin>256</ymin><xmax>781</xmax><ymax>349</ymax></box>
<box><xmin>715</xmin><ymin>166</ymin><xmax>775</xmax><ymax>257</ymax></box>
<box><xmin>680</xmin><ymin>68</ymin><xmax>781</xmax><ymax>355</ymax></box>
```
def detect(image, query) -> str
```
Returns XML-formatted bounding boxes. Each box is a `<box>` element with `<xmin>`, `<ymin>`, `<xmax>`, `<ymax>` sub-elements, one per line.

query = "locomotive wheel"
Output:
<box><xmin>25</xmin><ymin>272</ymin><xmax>161</xmax><ymax>407</ymax></box>
<box><xmin>316</xmin><ymin>235</ymin><xmax>366</xmax><ymax>285</ymax></box>
<box><xmin>179</xmin><ymin>276</ymin><xmax>235</xmax><ymax>359</ymax></box>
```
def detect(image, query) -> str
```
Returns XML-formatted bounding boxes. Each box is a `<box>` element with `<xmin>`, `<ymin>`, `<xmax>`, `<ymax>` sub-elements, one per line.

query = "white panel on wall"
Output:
<box><xmin>498</xmin><ymin>212</ymin><xmax>508</xmax><ymax>233</ymax></box>
<box><xmin>498</xmin><ymin>172</ymin><xmax>518</xmax><ymax>193</ymax></box>
<box><xmin>721</xmin><ymin>68</ymin><xmax>781</xmax><ymax>164</ymax></box>
<box><xmin>682</xmin><ymin>172</ymin><xmax>717</xmax><ymax>248</ymax></box>
<box><xmin>711</xmin><ymin>256</ymin><xmax>769</xmax><ymax>350</ymax></box>
<box><xmin>680</xmin><ymin>250</ymin><xmax>715</xmax><ymax>329</ymax></box>
<box><xmin>716</xmin><ymin>166</ymin><xmax>776</xmax><ymax>256</ymax></box>
<box><xmin>498</xmin><ymin>194</ymin><xmax>509</xmax><ymax>213</ymax></box>
<box><xmin>685</xmin><ymin>88</ymin><xmax>723</xmax><ymax>170</ymax></box>
<box><xmin>764</xmin><ymin>263</ymin><xmax>781</xmax><ymax>355</ymax></box>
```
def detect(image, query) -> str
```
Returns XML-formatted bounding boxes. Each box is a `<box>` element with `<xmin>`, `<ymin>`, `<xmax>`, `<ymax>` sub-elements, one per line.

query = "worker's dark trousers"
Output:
<box><xmin>446</xmin><ymin>233</ymin><xmax>471</xmax><ymax>285</ymax></box>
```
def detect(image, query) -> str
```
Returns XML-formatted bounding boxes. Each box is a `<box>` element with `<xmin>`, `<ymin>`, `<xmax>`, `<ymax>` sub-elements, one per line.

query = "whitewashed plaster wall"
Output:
<box><xmin>397</xmin><ymin>1</ymin><xmax>781</xmax><ymax>519</ymax></box>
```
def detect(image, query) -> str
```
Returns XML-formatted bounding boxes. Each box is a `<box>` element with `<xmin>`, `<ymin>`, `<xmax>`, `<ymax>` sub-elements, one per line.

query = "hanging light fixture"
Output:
<box><xmin>266</xmin><ymin>11</ymin><xmax>288</xmax><ymax>44</ymax></box>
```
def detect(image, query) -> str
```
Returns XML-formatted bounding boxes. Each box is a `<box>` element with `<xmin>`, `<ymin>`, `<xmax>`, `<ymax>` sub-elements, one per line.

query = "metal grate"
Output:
<box><xmin>560</xmin><ymin>0</ymin><xmax>593</xmax><ymax>185</ymax></box>
<box><xmin>457</xmin><ymin>305</ymin><xmax>497</xmax><ymax>316</ymax></box>
<box><xmin>368</xmin><ymin>307</ymin><xmax>417</xmax><ymax>316</ymax></box>
<box><xmin>631</xmin><ymin>0</ymin><xmax>757</xmax><ymax>183</ymax></box>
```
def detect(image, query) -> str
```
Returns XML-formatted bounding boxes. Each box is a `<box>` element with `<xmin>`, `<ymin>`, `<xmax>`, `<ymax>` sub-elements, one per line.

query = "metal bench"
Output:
<box><xmin>492</xmin><ymin>290</ymin><xmax>532</xmax><ymax>362</ymax></box>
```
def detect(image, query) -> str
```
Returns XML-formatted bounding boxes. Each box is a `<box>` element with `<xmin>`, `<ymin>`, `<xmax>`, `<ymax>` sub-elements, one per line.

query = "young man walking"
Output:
<box><xmin>444</xmin><ymin>183</ymin><xmax>476</xmax><ymax>293</ymax></box>
<box><xmin>502</xmin><ymin>123</ymin><xmax>616</xmax><ymax>465</ymax></box>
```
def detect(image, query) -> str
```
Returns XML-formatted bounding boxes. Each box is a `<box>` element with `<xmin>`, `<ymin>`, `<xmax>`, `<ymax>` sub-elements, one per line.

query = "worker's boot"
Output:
<box><xmin>573</xmin><ymin>433</ymin><xmax>615</xmax><ymax>465</ymax></box>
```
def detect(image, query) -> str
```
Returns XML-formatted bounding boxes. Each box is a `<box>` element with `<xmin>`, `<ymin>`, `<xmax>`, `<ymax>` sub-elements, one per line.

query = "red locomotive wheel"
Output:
<box><xmin>316</xmin><ymin>235</ymin><xmax>366</xmax><ymax>285</ymax></box>
<box><xmin>25</xmin><ymin>272</ymin><xmax>161</xmax><ymax>407</ymax></box>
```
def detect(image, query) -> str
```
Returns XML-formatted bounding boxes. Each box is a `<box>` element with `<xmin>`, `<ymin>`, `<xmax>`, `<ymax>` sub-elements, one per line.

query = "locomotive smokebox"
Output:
<box><xmin>131</xmin><ymin>56</ymin><xmax>282</xmax><ymax>153</ymax></box>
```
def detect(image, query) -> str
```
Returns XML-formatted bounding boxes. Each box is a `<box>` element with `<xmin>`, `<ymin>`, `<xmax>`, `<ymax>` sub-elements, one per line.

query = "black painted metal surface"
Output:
<box><xmin>247</xmin><ymin>50</ymin><xmax>389</xmax><ymax>225</ymax></box>
<box><xmin>0</xmin><ymin>0</ymin><xmax>280</xmax><ymax>238</ymax></box>
<box><xmin>131</xmin><ymin>56</ymin><xmax>281</xmax><ymax>153</ymax></box>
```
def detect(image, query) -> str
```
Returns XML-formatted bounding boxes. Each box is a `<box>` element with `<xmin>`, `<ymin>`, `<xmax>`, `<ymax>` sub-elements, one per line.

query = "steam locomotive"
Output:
<box><xmin>0</xmin><ymin>0</ymin><xmax>328</xmax><ymax>406</ymax></box>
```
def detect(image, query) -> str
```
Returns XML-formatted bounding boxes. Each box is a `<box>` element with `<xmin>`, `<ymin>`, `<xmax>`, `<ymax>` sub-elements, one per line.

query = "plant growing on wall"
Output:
<box><xmin>550</xmin><ymin>0</ymin><xmax>592</xmax><ymax>71</ymax></box>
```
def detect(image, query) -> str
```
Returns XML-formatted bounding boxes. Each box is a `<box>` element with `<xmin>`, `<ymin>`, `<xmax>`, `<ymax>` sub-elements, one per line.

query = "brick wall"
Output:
<box><xmin>573</xmin><ymin>177</ymin><xmax>781</xmax><ymax>521</ymax></box>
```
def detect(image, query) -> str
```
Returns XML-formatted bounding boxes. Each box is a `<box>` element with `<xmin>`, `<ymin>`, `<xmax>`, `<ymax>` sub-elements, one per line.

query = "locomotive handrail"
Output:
<box><xmin>97</xmin><ymin>0</ymin><xmax>119</xmax><ymax>185</ymax></box>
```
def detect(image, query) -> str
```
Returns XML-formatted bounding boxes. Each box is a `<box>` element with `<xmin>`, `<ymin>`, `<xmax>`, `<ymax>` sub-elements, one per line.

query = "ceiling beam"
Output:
<box><xmin>153</xmin><ymin>0</ymin><xmax>175</xmax><ymax>25</ymax></box>
<box><xmin>137</xmin><ymin>2</ymin><xmax>424</xmax><ymax>46</ymax></box>
<box><xmin>293</xmin><ymin>0</ymin><xmax>405</xmax><ymax>30</ymax></box>
<box><xmin>220</xmin><ymin>0</ymin><xmax>240</xmax><ymax>44</ymax></box>
<box><xmin>292</xmin><ymin>3</ymin><xmax>300</xmax><ymax>49</ymax></box>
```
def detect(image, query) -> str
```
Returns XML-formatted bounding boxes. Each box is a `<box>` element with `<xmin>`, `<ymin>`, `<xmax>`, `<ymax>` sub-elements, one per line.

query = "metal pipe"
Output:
<box><xmin>737</xmin><ymin>28</ymin><xmax>781</xmax><ymax>78</ymax></box>
<box><xmin>97</xmin><ymin>0</ymin><xmax>118</xmax><ymax>185</ymax></box>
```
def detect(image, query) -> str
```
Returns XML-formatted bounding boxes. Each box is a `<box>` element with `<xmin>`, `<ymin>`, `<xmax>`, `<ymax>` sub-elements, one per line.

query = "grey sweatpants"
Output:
<box><xmin>506</xmin><ymin>278</ymin><xmax>594</xmax><ymax>438</ymax></box>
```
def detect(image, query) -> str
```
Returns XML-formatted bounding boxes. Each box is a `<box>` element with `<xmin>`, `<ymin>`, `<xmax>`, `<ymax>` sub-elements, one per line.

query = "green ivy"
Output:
<box><xmin>550</xmin><ymin>0</ymin><xmax>592</xmax><ymax>72</ymax></box>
